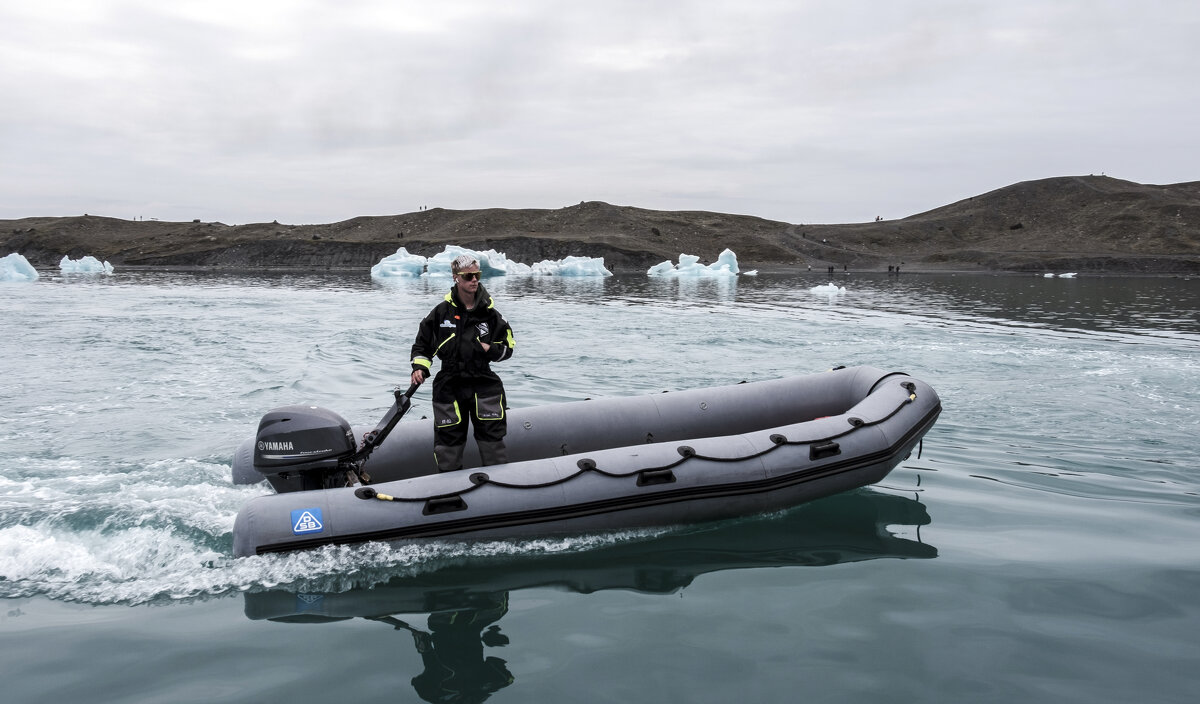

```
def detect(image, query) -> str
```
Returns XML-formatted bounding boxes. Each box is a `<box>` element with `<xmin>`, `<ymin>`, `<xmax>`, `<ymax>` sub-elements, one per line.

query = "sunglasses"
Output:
<box><xmin>457</xmin><ymin>271</ymin><xmax>481</xmax><ymax>281</ymax></box>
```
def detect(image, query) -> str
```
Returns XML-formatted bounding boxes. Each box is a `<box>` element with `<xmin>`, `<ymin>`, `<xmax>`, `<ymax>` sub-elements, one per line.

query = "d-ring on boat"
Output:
<box><xmin>230</xmin><ymin>365</ymin><xmax>941</xmax><ymax>557</ymax></box>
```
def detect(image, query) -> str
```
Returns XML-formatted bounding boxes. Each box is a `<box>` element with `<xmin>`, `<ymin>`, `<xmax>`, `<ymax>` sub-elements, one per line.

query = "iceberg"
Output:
<box><xmin>59</xmin><ymin>255</ymin><xmax>114</xmax><ymax>275</ymax></box>
<box><xmin>424</xmin><ymin>245</ymin><xmax>521</xmax><ymax>277</ymax></box>
<box><xmin>371</xmin><ymin>245</ymin><xmax>613</xmax><ymax>279</ymax></box>
<box><xmin>1</xmin><ymin>253</ymin><xmax>39</xmax><ymax>282</ymax></box>
<box><xmin>647</xmin><ymin>248</ymin><xmax>742</xmax><ymax>277</ymax></box>
<box><xmin>370</xmin><ymin>247</ymin><xmax>427</xmax><ymax>278</ymax></box>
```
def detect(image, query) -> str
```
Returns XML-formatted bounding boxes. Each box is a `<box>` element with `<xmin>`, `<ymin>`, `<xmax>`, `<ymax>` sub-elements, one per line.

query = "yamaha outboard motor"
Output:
<box><xmin>253</xmin><ymin>405</ymin><xmax>357</xmax><ymax>491</ymax></box>
<box><xmin>234</xmin><ymin>385</ymin><xmax>418</xmax><ymax>493</ymax></box>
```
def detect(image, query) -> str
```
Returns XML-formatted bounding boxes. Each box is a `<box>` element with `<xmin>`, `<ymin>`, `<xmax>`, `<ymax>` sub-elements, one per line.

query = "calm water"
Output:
<box><xmin>2</xmin><ymin>270</ymin><xmax>1198</xmax><ymax>703</ymax></box>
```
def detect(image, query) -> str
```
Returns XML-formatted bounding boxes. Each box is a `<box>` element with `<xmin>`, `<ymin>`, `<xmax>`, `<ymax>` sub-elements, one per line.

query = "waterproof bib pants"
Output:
<box><xmin>431</xmin><ymin>374</ymin><xmax>507</xmax><ymax>471</ymax></box>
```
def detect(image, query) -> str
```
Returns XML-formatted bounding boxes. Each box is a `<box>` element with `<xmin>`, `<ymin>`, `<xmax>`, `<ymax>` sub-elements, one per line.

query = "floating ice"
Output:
<box><xmin>1</xmin><ymin>253</ymin><xmax>39</xmax><ymax>282</ymax></box>
<box><xmin>1059</xmin><ymin>272</ymin><xmax>1077</xmax><ymax>278</ymax></box>
<box><xmin>810</xmin><ymin>283</ymin><xmax>847</xmax><ymax>298</ymax></box>
<box><xmin>647</xmin><ymin>248</ymin><xmax>741</xmax><ymax>277</ymax></box>
<box><xmin>425</xmin><ymin>245</ymin><xmax>521</xmax><ymax>277</ymax></box>
<box><xmin>60</xmin><ymin>255</ymin><xmax>114</xmax><ymax>275</ymax></box>
<box><xmin>371</xmin><ymin>245</ymin><xmax>612</xmax><ymax>279</ymax></box>
<box><xmin>528</xmin><ymin>256</ymin><xmax>613</xmax><ymax>277</ymax></box>
<box><xmin>370</xmin><ymin>247</ymin><xmax>426</xmax><ymax>278</ymax></box>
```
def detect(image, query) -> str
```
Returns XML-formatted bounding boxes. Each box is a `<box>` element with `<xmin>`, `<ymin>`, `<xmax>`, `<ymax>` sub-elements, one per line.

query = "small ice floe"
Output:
<box><xmin>1043</xmin><ymin>273</ymin><xmax>1055</xmax><ymax>278</ymax></box>
<box><xmin>1059</xmin><ymin>272</ymin><xmax>1077</xmax><ymax>278</ymax></box>
<box><xmin>1</xmin><ymin>252</ymin><xmax>39</xmax><ymax>282</ymax></box>
<box><xmin>59</xmin><ymin>255</ymin><xmax>114</xmax><ymax>275</ymax></box>
<box><xmin>809</xmin><ymin>283</ymin><xmax>847</xmax><ymax>299</ymax></box>
<box><xmin>647</xmin><ymin>248</ymin><xmax>741</xmax><ymax>277</ymax></box>
<box><xmin>527</xmin><ymin>256</ymin><xmax>612</xmax><ymax>277</ymax></box>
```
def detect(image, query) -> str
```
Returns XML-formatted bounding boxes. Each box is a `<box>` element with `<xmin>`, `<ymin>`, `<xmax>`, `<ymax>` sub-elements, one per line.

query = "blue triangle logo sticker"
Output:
<box><xmin>291</xmin><ymin>507</ymin><xmax>324</xmax><ymax>535</ymax></box>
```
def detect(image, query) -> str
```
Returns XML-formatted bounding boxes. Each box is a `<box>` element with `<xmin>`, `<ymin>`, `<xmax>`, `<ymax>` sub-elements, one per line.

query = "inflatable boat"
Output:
<box><xmin>230</xmin><ymin>365</ymin><xmax>941</xmax><ymax>557</ymax></box>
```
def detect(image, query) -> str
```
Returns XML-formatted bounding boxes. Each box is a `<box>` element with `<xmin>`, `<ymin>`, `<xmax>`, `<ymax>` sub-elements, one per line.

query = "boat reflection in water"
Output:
<box><xmin>244</xmin><ymin>487</ymin><xmax>935</xmax><ymax>702</ymax></box>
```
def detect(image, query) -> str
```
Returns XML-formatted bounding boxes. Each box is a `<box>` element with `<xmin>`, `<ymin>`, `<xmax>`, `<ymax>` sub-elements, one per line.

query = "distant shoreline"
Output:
<box><xmin>5</xmin><ymin>175</ymin><xmax>1198</xmax><ymax>275</ymax></box>
<box><xmin>28</xmin><ymin>263</ymin><xmax>1195</xmax><ymax>279</ymax></box>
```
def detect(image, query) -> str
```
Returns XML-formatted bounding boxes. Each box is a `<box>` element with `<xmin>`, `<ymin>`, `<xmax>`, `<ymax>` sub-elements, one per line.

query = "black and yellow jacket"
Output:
<box><xmin>410</xmin><ymin>284</ymin><xmax>515</xmax><ymax>380</ymax></box>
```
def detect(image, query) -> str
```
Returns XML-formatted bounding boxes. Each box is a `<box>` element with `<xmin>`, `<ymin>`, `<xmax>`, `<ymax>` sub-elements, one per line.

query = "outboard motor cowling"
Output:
<box><xmin>233</xmin><ymin>384</ymin><xmax>419</xmax><ymax>494</ymax></box>
<box><xmin>252</xmin><ymin>405</ymin><xmax>356</xmax><ymax>490</ymax></box>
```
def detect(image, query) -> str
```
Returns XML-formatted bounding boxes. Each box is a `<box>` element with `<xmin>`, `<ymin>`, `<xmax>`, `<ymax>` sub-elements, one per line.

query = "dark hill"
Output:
<box><xmin>4</xmin><ymin>175</ymin><xmax>1198</xmax><ymax>274</ymax></box>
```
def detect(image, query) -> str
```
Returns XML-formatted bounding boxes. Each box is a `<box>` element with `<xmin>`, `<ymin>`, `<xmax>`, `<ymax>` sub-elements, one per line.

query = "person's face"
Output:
<box><xmin>455</xmin><ymin>268</ymin><xmax>481</xmax><ymax>292</ymax></box>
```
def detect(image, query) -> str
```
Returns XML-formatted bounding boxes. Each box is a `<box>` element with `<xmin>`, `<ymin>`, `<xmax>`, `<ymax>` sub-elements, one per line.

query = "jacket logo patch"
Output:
<box><xmin>476</xmin><ymin>322</ymin><xmax>489</xmax><ymax>336</ymax></box>
<box><xmin>440</xmin><ymin>319</ymin><xmax>455</xmax><ymax>328</ymax></box>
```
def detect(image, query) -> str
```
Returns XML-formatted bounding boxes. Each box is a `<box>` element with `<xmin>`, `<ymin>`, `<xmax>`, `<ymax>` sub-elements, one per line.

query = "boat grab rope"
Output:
<box><xmin>356</xmin><ymin>382</ymin><xmax>922</xmax><ymax>505</ymax></box>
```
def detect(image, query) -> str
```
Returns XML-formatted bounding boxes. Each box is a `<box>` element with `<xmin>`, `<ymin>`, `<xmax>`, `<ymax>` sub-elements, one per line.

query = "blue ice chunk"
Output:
<box><xmin>370</xmin><ymin>247</ymin><xmax>427</xmax><ymax>278</ymax></box>
<box><xmin>1</xmin><ymin>253</ymin><xmax>39</xmax><ymax>282</ymax></box>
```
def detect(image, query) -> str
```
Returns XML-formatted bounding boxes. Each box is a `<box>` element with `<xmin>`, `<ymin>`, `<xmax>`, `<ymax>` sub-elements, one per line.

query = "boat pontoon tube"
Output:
<box><xmin>231</xmin><ymin>366</ymin><xmax>941</xmax><ymax>557</ymax></box>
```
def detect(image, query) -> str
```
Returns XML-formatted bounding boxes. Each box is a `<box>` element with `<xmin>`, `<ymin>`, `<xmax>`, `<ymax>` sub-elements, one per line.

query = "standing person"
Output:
<box><xmin>410</xmin><ymin>255</ymin><xmax>515</xmax><ymax>472</ymax></box>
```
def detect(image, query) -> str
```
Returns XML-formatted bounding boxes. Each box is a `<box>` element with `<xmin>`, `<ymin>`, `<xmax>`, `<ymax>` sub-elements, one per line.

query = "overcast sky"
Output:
<box><xmin>2</xmin><ymin>0</ymin><xmax>1197</xmax><ymax>226</ymax></box>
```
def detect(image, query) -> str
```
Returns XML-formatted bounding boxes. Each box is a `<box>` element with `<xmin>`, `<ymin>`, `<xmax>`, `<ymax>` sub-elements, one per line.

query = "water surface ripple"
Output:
<box><xmin>2</xmin><ymin>271</ymin><xmax>1197</xmax><ymax>703</ymax></box>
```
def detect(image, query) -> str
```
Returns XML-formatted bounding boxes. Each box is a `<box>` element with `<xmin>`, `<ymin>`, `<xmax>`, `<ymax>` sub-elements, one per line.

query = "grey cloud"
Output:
<box><xmin>1</xmin><ymin>0</ymin><xmax>1198</xmax><ymax>226</ymax></box>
